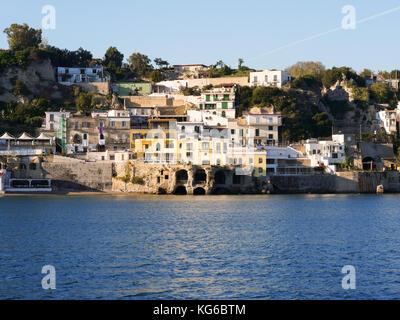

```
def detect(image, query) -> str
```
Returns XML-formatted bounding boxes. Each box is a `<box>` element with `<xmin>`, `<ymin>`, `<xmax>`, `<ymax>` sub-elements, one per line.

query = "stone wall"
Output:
<box><xmin>77</xmin><ymin>82</ymin><xmax>110</xmax><ymax>95</ymax></box>
<box><xmin>41</xmin><ymin>162</ymin><xmax>113</xmax><ymax>191</ymax></box>
<box><xmin>113</xmin><ymin>161</ymin><xmax>264</xmax><ymax>194</ymax></box>
<box><xmin>270</xmin><ymin>171</ymin><xmax>400</xmax><ymax>194</ymax></box>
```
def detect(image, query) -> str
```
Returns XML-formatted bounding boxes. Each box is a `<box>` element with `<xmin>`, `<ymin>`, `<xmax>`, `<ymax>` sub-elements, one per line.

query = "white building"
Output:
<box><xmin>249</xmin><ymin>69</ymin><xmax>291</xmax><ymax>88</ymax></box>
<box><xmin>242</xmin><ymin>108</ymin><xmax>282</xmax><ymax>146</ymax></box>
<box><xmin>43</xmin><ymin>111</ymin><xmax>72</xmax><ymax>132</ymax></box>
<box><xmin>261</xmin><ymin>146</ymin><xmax>309</xmax><ymax>175</ymax></box>
<box><xmin>376</xmin><ymin>105</ymin><xmax>399</xmax><ymax>134</ymax></box>
<box><xmin>56</xmin><ymin>67</ymin><xmax>108</xmax><ymax>84</ymax></box>
<box><xmin>304</xmin><ymin>135</ymin><xmax>346</xmax><ymax>172</ymax></box>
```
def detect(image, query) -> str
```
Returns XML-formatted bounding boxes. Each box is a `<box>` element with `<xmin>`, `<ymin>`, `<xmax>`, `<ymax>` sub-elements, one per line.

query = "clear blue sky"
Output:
<box><xmin>0</xmin><ymin>0</ymin><xmax>399</xmax><ymax>72</ymax></box>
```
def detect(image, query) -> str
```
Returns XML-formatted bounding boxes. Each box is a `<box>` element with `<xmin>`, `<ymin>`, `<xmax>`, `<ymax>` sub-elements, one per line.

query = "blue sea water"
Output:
<box><xmin>0</xmin><ymin>194</ymin><xmax>400</xmax><ymax>300</ymax></box>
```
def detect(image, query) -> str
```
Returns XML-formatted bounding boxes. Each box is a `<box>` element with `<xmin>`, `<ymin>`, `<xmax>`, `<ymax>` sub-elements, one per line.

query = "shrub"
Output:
<box><xmin>131</xmin><ymin>176</ymin><xmax>145</xmax><ymax>185</ymax></box>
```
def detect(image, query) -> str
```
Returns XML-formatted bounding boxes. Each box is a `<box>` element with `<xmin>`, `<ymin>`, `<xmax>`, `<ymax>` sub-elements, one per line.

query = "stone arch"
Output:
<box><xmin>73</xmin><ymin>134</ymin><xmax>82</xmax><ymax>144</ymax></box>
<box><xmin>211</xmin><ymin>187</ymin><xmax>231</xmax><ymax>195</ymax></box>
<box><xmin>157</xmin><ymin>187</ymin><xmax>167</xmax><ymax>194</ymax></box>
<box><xmin>174</xmin><ymin>185</ymin><xmax>187</xmax><ymax>195</ymax></box>
<box><xmin>362</xmin><ymin>156</ymin><xmax>376</xmax><ymax>171</ymax></box>
<box><xmin>176</xmin><ymin>170</ymin><xmax>188</xmax><ymax>184</ymax></box>
<box><xmin>193</xmin><ymin>187</ymin><xmax>206</xmax><ymax>195</ymax></box>
<box><xmin>214</xmin><ymin>170</ymin><xmax>226</xmax><ymax>185</ymax></box>
<box><xmin>193</xmin><ymin>169</ymin><xmax>207</xmax><ymax>185</ymax></box>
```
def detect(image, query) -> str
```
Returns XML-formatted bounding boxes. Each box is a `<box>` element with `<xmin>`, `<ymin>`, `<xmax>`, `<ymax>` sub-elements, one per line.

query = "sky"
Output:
<box><xmin>0</xmin><ymin>0</ymin><xmax>399</xmax><ymax>72</ymax></box>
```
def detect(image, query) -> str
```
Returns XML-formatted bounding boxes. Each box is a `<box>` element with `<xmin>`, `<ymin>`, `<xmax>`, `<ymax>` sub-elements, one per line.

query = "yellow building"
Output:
<box><xmin>130</xmin><ymin>121</ymin><xmax>267</xmax><ymax>176</ymax></box>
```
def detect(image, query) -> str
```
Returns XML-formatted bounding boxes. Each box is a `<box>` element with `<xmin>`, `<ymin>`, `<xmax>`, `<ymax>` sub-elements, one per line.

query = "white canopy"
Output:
<box><xmin>36</xmin><ymin>133</ymin><xmax>51</xmax><ymax>140</ymax></box>
<box><xmin>0</xmin><ymin>132</ymin><xmax>16</xmax><ymax>140</ymax></box>
<box><xmin>18</xmin><ymin>132</ymin><xmax>34</xmax><ymax>140</ymax></box>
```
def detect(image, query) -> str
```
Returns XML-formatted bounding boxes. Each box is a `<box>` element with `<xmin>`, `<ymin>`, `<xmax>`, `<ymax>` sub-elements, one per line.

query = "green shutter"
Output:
<box><xmin>222</xmin><ymin>102</ymin><xmax>228</xmax><ymax>109</ymax></box>
<box><xmin>206</xmin><ymin>95</ymin><xmax>210</xmax><ymax>102</ymax></box>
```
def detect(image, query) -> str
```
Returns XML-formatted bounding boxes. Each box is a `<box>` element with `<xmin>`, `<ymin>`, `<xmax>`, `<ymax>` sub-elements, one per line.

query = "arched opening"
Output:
<box><xmin>157</xmin><ymin>187</ymin><xmax>167</xmax><ymax>195</ymax></box>
<box><xmin>176</xmin><ymin>170</ymin><xmax>188</xmax><ymax>183</ymax></box>
<box><xmin>211</xmin><ymin>187</ymin><xmax>231</xmax><ymax>195</ymax></box>
<box><xmin>73</xmin><ymin>134</ymin><xmax>82</xmax><ymax>144</ymax></box>
<box><xmin>233</xmin><ymin>173</ymin><xmax>242</xmax><ymax>185</ymax></box>
<box><xmin>174</xmin><ymin>186</ymin><xmax>187</xmax><ymax>195</ymax></box>
<box><xmin>19</xmin><ymin>163</ymin><xmax>27</xmax><ymax>170</ymax></box>
<box><xmin>214</xmin><ymin>170</ymin><xmax>226</xmax><ymax>185</ymax></box>
<box><xmin>362</xmin><ymin>157</ymin><xmax>376</xmax><ymax>171</ymax></box>
<box><xmin>193</xmin><ymin>187</ymin><xmax>206</xmax><ymax>195</ymax></box>
<box><xmin>193</xmin><ymin>169</ymin><xmax>207</xmax><ymax>185</ymax></box>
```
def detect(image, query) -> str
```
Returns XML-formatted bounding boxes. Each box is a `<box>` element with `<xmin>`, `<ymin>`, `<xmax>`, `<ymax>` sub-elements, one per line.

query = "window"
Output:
<box><xmin>206</xmin><ymin>95</ymin><xmax>211</xmax><ymax>102</ymax></box>
<box><xmin>111</xmin><ymin>121</ymin><xmax>115</xmax><ymax>127</ymax></box>
<box><xmin>258</xmin><ymin>158</ymin><xmax>263</xmax><ymax>164</ymax></box>
<box><xmin>268</xmin><ymin>134</ymin><xmax>273</xmax><ymax>139</ymax></box>
<box><xmin>156</xmin><ymin>143</ymin><xmax>161</xmax><ymax>151</ymax></box>
<box><xmin>49</xmin><ymin>114</ymin><xmax>54</xmax><ymax>121</ymax></box>
<box><xmin>273</xmin><ymin>75</ymin><xmax>278</xmax><ymax>81</ymax></box>
<box><xmin>269</xmin><ymin>126</ymin><xmax>273</xmax><ymax>131</ymax></box>
<box><xmin>74</xmin><ymin>122</ymin><xmax>79</xmax><ymax>129</ymax></box>
<box><xmin>255</xmin><ymin>129</ymin><xmax>260</xmax><ymax>137</ymax></box>
<box><xmin>265</xmin><ymin>75</ymin><xmax>268</xmax><ymax>82</ymax></box>
<box><xmin>216</xmin><ymin>143</ymin><xmax>221</xmax><ymax>153</ymax></box>
<box><xmin>223</xmin><ymin>94</ymin><xmax>229</xmax><ymax>101</ymax></box>
<box><xmin>186</xmin><ymin>143</ymin><xmax>193</xmax><ymax>150</ymax></box>
<box><xmin>253</xmin><ymin>76</ymin><xmax>258</xmax><ymax>83</ymax></box>
<box><xmin>231</xmin><ymin>129</ymin><xmax>235</xmax><ymax>135</ymax></box>
<box><xmin>50</xmin><ymin>123</ymin><xmax>54</xmax><ymax>130</ymax></box>
<box><xmin>83</xmin><ymin>133</ymin><xmax>88</xmax><ymax>140</ymax></box>
<box><xmin>181</xmin><ymin>126</ymin><xmax>185</xmax><ymax>132</ymax></box>
<box><xmin>222</xmin><ymin>111</ymin><xmax>226</xmax><ymax>117</ymax></box>
<box><xmin>202</xmin><ymin>142</ymin><xmax>209</xmax><ymax>150</ymax></box>
<box><xmin>122</xmin><ymin>121</ymin><xmax>126</xmax><ymax>127</ymax></box>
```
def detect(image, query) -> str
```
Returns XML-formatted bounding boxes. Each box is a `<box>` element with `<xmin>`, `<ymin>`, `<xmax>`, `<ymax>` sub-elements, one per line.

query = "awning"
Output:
<box><xmin>0</xmin><ymin>132</ymin><xmax>16</xmax><ymax>140</ymax></box>
<box><xmin>18</xmin><ymin>132</ymin><xmax>34</xmax><ymax>140</ymax></box>
<box><xmin>35</xmin><ymin>133</ymin><xmax>52</xmax><ymax>141</ymax></box>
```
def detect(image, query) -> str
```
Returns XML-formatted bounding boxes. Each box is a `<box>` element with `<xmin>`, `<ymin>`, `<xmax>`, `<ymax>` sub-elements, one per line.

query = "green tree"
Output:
<box><xmin>153</xmin><ymin>57</ymin><xmax>169</xmax><ymax>69</ymax></box>
<box><xmin>3</xmin><ymin>23</ymin><xmax>42</xmax><ymax>51</ymax></box>
<box><xmin>370</xmin><ymin>82</ymin><xmax>397</xmax><ymax>106</ymax></box>
<box><xmin>238</xmin><ymin>58</ymin><xmax>244</xmax><ymax>70</ymax></box>
<box><xmin>75</xmin><ymin>93</ymin><xmax>93</xmax><ymax>113</ymax></box>
<box><xmin>148</xmin><ymin>69</ymin><xmax>164</xmax><ymax>83</ymax></box>
<box><xmin>285</xmin><ymin>61</ymin><xmax>325</xmax><ymax>81</ymax></box>
<box><xmin>75</xmin><ymin>47</ymin><xmax>93</xmax><ymax>67</ymax></box>
<box><xmin>359</xmin><ymin>68</ymin><xmax>373</xmax><ymax>78</ymax></box>
<box><xmin>104</xmin><ymin>46</ymin><xmax>124</xmax><ymax>68</ymax></box>
<box><xmin>128</xmin><ymin>52</ymin><xmax>153</xmax><ymax>78</ymax></box>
